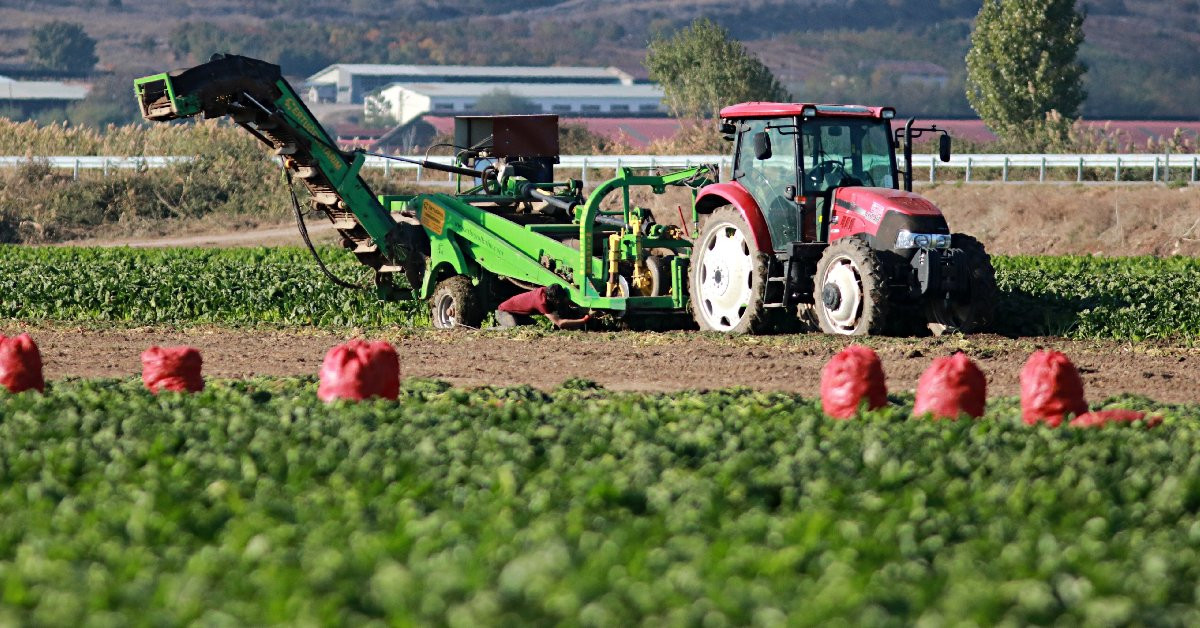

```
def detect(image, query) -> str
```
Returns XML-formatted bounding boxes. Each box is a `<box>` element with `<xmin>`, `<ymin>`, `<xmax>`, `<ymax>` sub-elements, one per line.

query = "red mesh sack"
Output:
<box><xmin>820</xmin><ymin>345</ymin><xmax>887</xmax><ymax>419</ymax></box>
<box><xmin>913</xmin><ymin>352</ymin><xmax>987</xmax><ymax>419</ymax></box>
<box><xmin>141</xmin><ymin>346</ymin><xmax>204</xmax><ymax>393</ymax></box>
<box><xmin>1019</xmin><ymin>350</ymin><xmax>1088</xmax><ymax>427</ymax></box>
<box><xmin>317</xmin><ymin>340</ymin><xmax>400</xmax><ymax>402</ymax></box>
<box><xmin>0</xmin><ymin>333</ymin><xmax>45</xmax><ymax>393</ymax></box>
<box><xmin>1069</xmin><ymin>409</ymin><xmax>1160</xmax><ymax>429</ymax></box>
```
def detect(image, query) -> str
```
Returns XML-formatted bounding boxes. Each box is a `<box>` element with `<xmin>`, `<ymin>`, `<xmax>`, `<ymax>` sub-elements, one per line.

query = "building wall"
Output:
<box><xmin>372</xmin><ymin>85</ymin><xmax>662</xmax><ymax>124</ymax></box>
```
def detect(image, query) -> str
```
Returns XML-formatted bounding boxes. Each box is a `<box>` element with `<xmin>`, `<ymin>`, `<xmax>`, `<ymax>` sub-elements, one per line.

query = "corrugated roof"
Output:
<box><xmin>0</xmin><ymin>80</ymin><xmax>88</xmax><ymax>101</ymax></box>
<box><xmin>923</xmin><ymin>119</ymin><xmax>1200</xmax><ymax>147</ymax></box>
<box><xmin>382</xmin><ymin>82</ymin><xmax>663</xmax><ymax>99</ymax></box>
<box><xmin>309</xmin><ymin>63</ymin><xmax>627</xmax><ymax>83</ymax></box>
<box><xmin>416</xmin><ymin>116</ymin><xmax>682</xmax><ymax>148</ymax></box>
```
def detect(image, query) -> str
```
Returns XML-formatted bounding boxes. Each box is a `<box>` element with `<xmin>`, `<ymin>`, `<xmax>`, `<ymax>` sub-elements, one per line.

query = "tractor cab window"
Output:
<box><xmin>801</xmin><ymin>118</ymin><xmax>894</xmax><ymax>194</ymax></box>
<box><xmin>735</xmin><ymin>119</ymin><xmax>799</xmax><ymax>251</ymax></box>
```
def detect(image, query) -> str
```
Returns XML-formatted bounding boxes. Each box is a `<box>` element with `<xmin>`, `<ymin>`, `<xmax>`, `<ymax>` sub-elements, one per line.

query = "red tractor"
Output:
<box><xmin>690</xmin><ymin>103</ymin><xmax>996</xmax><ymax>335</ymax></box>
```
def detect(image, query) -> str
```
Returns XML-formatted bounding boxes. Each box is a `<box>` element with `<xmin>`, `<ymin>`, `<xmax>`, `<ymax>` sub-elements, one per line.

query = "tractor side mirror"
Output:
<box><xmin>939</xmin><ymin>134</ymin><xmax>952</xmax><ymax>163</ymax></box>
<box><xmin>753</xmin><ymin>131</ymin><xmax>772</xmax><ymax>160</ymax></box>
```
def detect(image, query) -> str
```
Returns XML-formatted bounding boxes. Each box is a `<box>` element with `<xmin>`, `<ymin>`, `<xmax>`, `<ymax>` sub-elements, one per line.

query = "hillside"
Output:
<box><xmin>0</xmin><ymin>0</ymin><xmax>1197</xmax><ymax>121</ymax></box>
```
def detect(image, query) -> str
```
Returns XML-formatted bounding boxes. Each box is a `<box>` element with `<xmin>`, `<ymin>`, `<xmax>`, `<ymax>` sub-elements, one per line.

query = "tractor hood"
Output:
<box><xmin>832</xmin><ymin>187</ymin><xmax>944</xmax><ymax>223</ymax></box>
<box><xmin>829</xmin><ymin>186</ymin><xmax>949</xmax><ymax>246</ymax></box>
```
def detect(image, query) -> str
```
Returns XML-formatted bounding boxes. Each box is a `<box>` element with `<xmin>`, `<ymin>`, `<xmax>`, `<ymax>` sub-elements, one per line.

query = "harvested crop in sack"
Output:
<box><xmin>141</xmin><ymin>346</ymin><xmax>204</xmax><ymax>393</ymax></box>
<box><xmin>913</xmin><ymin>352</ymin><xmax>987</xmax><ymax>419</ymax></box>
<box><xmin>1020</xmin><ymin>350</ymin><xmax>1087</xmax><ymax>427</ymax></box>
<box><xmin>0</xmin><ymin>333</ymin><xmax>44</xmax><ymax>393</ymax></box>
<box><xmin>317</xmin><ymin>340</ymin><xmax>400</xmax><ymax>402</ymax></box>
<box><xmin>820</xmin><ymin>345</ymin><xmax>887</xmax><ymax>419</ymax></box>
<box><xmin>1069</xmin><ymin>409</ymin><xmax>1160</xmax><ymax>428</ymax></box>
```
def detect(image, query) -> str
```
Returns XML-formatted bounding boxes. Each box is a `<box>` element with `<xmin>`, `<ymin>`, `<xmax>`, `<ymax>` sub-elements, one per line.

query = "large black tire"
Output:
<box><xmin>688</xmin><ymin>207</ymin><xmax>772</xmax><ymax>334</ymax></box>
<box><xmin>813</xmin><ymin>235</ymin><xmax>889</xmax><ymax>335</ymax></box>
<box><xmin>429</xmin><ymin>275</ymin><xmax>484</xmax><ymax>329</ymax></box>
<box><xmin>926</xmin><ymin>233</ymin><xmax>996</xmax><ymax>335</ymax></box>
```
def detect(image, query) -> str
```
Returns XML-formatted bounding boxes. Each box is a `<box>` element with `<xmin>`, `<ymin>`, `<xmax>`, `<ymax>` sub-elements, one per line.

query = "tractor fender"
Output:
<box><xmin>694</xmin><ymin>182</ymin><xmax>772</xmax><ymax>251</ymax></box>
<box><xmin>421</xmin><ymin>233</ymin><xmax>471</xmax><ymax>298</ymax></box>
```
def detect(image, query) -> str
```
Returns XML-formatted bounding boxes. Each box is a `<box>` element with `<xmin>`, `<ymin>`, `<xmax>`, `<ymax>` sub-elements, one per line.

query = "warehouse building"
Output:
<box><xmin>0</xmin><ymin>76</ymin><xmax>89</xmax><ymax>116</ymax></box>
<box><xmin>305</xmin><ymin>63</ymin><xmax>634</xmax><ymax>104</ymax></box>
<box><xmin>369</xmin><ymin>82</ymin><xmax>665</xmax><ymax>126</ymax></box>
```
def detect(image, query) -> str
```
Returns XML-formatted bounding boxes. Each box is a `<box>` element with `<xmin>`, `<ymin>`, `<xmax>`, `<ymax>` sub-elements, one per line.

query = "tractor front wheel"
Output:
<box><xmin>430</xmin><ymin>275</ymin><xmax>483</xmax><ymax>329</ymax></box>
<box><xmin>926</xmin><ymin>233</ymin><xmax>996</xmax><ymax>335</ymax></box>
<box><xmin>813</xmin><ymin>236</ymin><xmax>889</xmax><ymax>335</ymax></box>
<box><xmin>689</xmin><ymin>207</ymin><xmax>771</xmax><ymax>334</ymax></box>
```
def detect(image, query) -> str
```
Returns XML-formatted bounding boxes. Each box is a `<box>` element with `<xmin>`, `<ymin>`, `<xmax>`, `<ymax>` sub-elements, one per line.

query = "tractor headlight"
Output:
<box><xmin>896</xmin><ymin>230</ymin><xmax>952</xmax><ymax>250</ymax></box>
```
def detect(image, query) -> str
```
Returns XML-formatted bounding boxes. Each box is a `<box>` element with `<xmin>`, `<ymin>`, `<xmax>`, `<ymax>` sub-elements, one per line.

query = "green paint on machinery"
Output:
<box><xmin>134</xmin><ymin>55</ymin><xmax>711</xmax><ymax>328</ymax></box>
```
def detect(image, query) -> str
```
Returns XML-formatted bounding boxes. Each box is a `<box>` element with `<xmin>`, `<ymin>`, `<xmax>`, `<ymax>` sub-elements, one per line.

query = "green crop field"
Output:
<box><xmin>2</xmin><ymin>246</ymin><xmax>1200</xmax><ymax>340</ymax></box>
<box><xmin>0</xmin><ymin>378</ymin><xmax>1193</xmax><ymax>625</ymax></box>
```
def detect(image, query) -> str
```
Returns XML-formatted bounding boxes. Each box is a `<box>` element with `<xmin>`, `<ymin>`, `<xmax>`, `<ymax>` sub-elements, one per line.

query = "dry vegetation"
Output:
<box><xmin>3</xmin><ymin>118</ymin><xmax>1199</xmax><ymax>254</ymax></box>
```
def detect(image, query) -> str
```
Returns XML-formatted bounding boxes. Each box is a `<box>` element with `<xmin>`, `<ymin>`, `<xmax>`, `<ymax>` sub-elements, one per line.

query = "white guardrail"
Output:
<box><xmin>2</xmin><ymin>154</ymin><xmax>1198</xmax><ymax>185</ymax></box>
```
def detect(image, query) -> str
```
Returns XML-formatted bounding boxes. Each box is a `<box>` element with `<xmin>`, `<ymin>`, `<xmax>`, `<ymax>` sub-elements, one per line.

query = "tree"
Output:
<box><xmin>965</xmin><ymin>0</ymin><xmax>1087</xmax><ymax>150</ymax></box>
<box><xmin>645</xmin><ymin>18</ymin><xmax>789</xmax><ymax>120</ymax></box>
<box><xmin>474</xmin><ymin>89</ymin><xmax>539</xmax><ymax>115</ymax></box>
<box><xmin>68</xmin><ymin>72</ymin><xmax>143</xmax><ymax>128</ymax></box>
<box><xmin>27</xmin><ymin>21</ymin><xmax>98</xmax><ymax>74</ymax></box>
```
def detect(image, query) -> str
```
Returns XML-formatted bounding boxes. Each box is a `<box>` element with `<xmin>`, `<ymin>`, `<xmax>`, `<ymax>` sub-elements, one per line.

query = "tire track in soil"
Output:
<box><xmin>6</xmin><ymin>325</ymin><xmax>1199</xmax><ymax>404</ymax></box>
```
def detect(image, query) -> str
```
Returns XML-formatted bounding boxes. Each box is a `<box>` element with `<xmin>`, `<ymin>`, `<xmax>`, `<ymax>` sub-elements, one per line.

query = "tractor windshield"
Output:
<box><xmin>801</xmin><ymin>118</ymin><xmax>895</xmax><ymax>193</ymax></box>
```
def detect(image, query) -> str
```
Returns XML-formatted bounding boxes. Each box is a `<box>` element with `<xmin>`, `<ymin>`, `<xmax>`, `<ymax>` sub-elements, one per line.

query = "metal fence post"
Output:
<box><xmin>73</xmin><ymin>159</ymin><xmax>80</xmax><ymax>181</ymax></box>
<box><xmin>1077</xmin><ymin>157</ymin><xmax>1083</xmax><ymax>182</ymax></box>
<box><xmin>103</xmin><ymin>158</ymin><xmax>110</xmax><ymax>178</ymax></box>
<box><xmin>930</xmin><ymin>155</ymin><xmax>936</xmax><ymax>183</ymax></box>
<box><xmin>1164</xmin><ymin>151</ymin><xmax>1170</xmax><ymax>184</ymax></box>
<box><xmin>384</xmin><ymin>160</ymin><xmax>391</xmax><ymax>177</ymax></box>
<box><xmin>1115</xmin><ymin>157</ymin><xmax>1121</xmax><ymax>182</ymax></box>
<box><xmin>1040</xmin><ymin>157</ymin><xmax>1046</xmax><ymax>182</ymax></box>
<box><xmin>1153</xmin><ymin>157</ymin><xmax>1159</xmax><ymax>183</ymax></box>
<box><xmin>416</xmin><ymin>164</ymin><xmax>422</xmax><ymax>182</ymax></box>
<box><xmin>582</xmin><ymin>157</ymin><xmax>588</xmax><ymax>189</ymax></box>
<box><xmin>1002</xmin><ymin>157</ymin><xmax>1009</xmax><ymax>182</ymax></box>
<box><xmin>965</xmin><ymin>157</ymin><xmax>972</xmax><ymax>183</ymax></box>
<box><xmin>1192</xmin><ymin>157</ymin><xmax>1197</xmax><ymax>183</ymax></box>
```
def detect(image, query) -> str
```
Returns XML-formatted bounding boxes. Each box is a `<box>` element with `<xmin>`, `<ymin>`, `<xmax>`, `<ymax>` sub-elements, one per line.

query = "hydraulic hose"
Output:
<box><xmin>524</xmin><ymin>185</ymin><xmax>577</xmax><ymax>214</ymax></box>
<box><xmin>284</xmin><ymin>167</ymin><xmax>363</xmax><ymax>290</ymax></box>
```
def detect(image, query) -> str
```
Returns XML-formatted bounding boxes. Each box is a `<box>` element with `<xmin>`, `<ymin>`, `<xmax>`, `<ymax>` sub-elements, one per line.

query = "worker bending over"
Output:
<box><xmin>495</xmin><ymin>284</ymin><xmax>591</xmax><ymax>329</ymax></box>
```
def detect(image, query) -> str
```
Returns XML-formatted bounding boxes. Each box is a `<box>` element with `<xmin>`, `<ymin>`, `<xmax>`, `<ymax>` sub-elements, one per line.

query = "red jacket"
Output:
<box><xmin>497</xmin><ymin>287</ymin><xmax>552</xmax><ymax>316</ymax></box>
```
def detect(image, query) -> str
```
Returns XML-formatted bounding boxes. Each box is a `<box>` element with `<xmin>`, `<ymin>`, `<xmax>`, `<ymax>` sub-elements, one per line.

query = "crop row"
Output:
<box><xmin>0</xmin><ymin>245</ymin><xmax>426</xmax><ymax>328</ymax></box>
<box><xmin>0</xmin><ymin>377</ymin><xmax>1195</xmax><ymax>625</ymax></box>
<box><xmin>1</xmin><ymin>245</ymin><xmax>1198</xmax><ymax>339</ymax></box>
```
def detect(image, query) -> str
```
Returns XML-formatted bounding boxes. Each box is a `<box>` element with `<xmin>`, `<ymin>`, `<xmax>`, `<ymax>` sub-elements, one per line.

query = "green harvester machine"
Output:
<box><xmin>134</xmin><ymin>55</ymin><xmax>711</xmax><ymax>328</ymax></box>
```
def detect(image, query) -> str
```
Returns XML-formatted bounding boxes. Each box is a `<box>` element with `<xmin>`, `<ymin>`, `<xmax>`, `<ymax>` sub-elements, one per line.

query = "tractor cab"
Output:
<box><xmin>721</xmin><ymin>103</ymin><xmax>902</xmax><ymax>249</ymax></box>
<box><xmin>690</xmin><ymin>102</ymin><xmax>994</xmax><ymax>336</ymax></box>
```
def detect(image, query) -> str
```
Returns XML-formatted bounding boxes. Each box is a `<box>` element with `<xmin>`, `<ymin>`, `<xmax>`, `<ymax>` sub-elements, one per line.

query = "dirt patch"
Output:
<box><xmin>922</xmin><ymin>183</ymin><xmax>1200</xmax><ymax>256</ymax></box>
<box><xmin>7</xmin><ymin>324</ymin><xmax>1198</xmax><ymax>404</ymax></box>
<box><xmin>51</xmin><ymin>184</ymin><xmax>1200</xmax><ymax>257</ymax></box>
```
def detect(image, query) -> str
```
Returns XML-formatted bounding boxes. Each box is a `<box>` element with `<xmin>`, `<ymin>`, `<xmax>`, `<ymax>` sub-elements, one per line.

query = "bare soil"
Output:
<box><xmin>54</xmin><ymin>184</ymin><xmax>1200</xmax><ymax>257</ymax></box>
<box><xmin>7</xmin><ymin>323</ymin><xmax>1198</xmax><ymax>404</ymax></box>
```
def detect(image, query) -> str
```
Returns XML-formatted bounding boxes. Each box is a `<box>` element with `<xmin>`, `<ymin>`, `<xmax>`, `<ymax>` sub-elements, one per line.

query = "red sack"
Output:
<box><xmin>820</xmin><ymin>345</ymin><xmax>887</xmax><ymax>419</ymax></box>
<box><xmin>0</xmin><ymin>333</ymin><xmax>45</xmax><ymax>393</ymax></box>
<box><xmin>913</xmin><ymin>352</ymin><xmax>987</xmax><ymax>419</ymax></box>
<box><xmin>141</xmin><ymin>346</ymin><xmax>204</xmax><ymax>393</ymax></box>
<box><xmin>1069</xmin><ymin>409</ymin><xmax>1161</xmax><ymax>429</ymax></box>
<box><xmin>317</xmin><ymin>340</ymin><xmax>400</xmax><ymax>402</ymax></box>
<box><xmin>1019</xmin><ymin>350</ymin><xmax>1087</xmax><ymax>427</ymax></box>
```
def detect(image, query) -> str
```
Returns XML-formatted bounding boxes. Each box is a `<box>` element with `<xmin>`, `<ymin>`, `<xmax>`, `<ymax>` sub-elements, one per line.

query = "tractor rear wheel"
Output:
<box><xmin>689</xmin><ymin>207</ymin><xmax>771</xmax><ymax>334</ymax></box>
<box><xmin>430</xmin><ymin>275</ymin><xmax>483</xmax><ymax>329</ymax></box>
<box><xmin>926</xmin><ymin>233</ymin><xmax>996</xmax><ymax>335</ymax></box>
<box><xmin>813</xmin><ymin>235</ymin><xmax>889</xmax><ymax>335</ymax></box>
